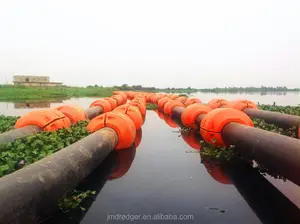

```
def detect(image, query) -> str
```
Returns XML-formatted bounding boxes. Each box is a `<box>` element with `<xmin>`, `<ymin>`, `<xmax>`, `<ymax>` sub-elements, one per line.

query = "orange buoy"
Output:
<box><xmin>129</xmin><ymin>101</ymin><xmax>146</xmax><ymax>116</ymax></box>
<box><xmin>112</xmin><ymin>94</ymin><xmax>125</xmax><ymax>106</ymax></box>
<box><xmin>163</xmin><ymin>100</ymin><xmax>185</xmax><ymax>115</ymax></box>
<box><xmin>200</xmin><ymin>108</ymin><xmax>253</xmax><ymax>147</ymax></box>
<box><xmin>55</xmin><ymin>105</ymin><xmax>87</xmax><ymax>124</ymax></box>
<box><xmin>207</xmin><ymin>99</ymin><xmax>229</xmax><ymax>109</ymax></box>
<box><xmin>168</xmin><ymin>95</ymin><xmax>179</xmax><ymax>100</ymax></box>
<box><xmin>89</xmin><ymin>99</ymin><xmax>112</xmax><ymax>113</ymax></box>
<box><xmin>87</xmin><ymin>112</ymin><xmax>136</xmax><ymax>150</ymax></box>
<box><xmin>225</xmin><ymin>100</ymin><xmax>258</xmax><ymax>111</ymax></box>
<box><xmin>157</xmin><ymin>97</ymin><xmax>172</xmax><ymax>111</ymax></box>
<box><xmin>113</xmin><ymin>91</ymin><xmax>128</xmax><ymax>102</ymax></box>
<box><xmin>104</xmin><ymin>98</ymin><xmax>118</xmax><ymax>110</ymax></box>
<box><xmin>181</xmin><ymin>104</ymin><xmax>211</xmax><ymax>129</ymax></box>
<box><xmin>176</xmin><ymin>96</ymin><xmax>188</xmax><ymax>104</ymax></box>
<box><xmin>15</xmin><ymin>109</ymin><xmax>71</xmax><ymax>131</ymax></box>
<box><xmin>114</xmin><ymin>105</ymin><xmax>143</xmax><ymax>129</ymax></box>
<box><xmin>184</xmin><ymin>97</ymin><xmax>202</xmax><ymax>107</ymax></box>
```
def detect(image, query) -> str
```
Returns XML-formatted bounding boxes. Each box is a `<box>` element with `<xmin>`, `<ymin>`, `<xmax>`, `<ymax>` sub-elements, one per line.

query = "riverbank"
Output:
<box><xmin>0</xmin><ymin>85</ymin><xmax>114</xmax><ymax>101</ymax></box>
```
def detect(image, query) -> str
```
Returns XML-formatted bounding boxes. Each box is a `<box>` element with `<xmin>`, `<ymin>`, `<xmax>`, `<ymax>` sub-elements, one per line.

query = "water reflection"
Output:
<box><xmin>157</xmin><ymin>111</ymin><xmax>300</xmax><ymax>223</ymax></box>
<box><xmin>14</xmin><ymin>102</ymin><xmax>52</xmax><ymax>109</ymax></box>
<box><xmin>42</xmin><ymin>129</ymin><xmax>142</xmax><ymax>223</ymax></box>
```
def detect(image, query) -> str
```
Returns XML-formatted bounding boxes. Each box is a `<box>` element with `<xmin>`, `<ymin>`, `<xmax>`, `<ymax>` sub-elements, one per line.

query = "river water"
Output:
<box><xmin>0</xmin><ymin>92</ymin><xmax>299</xmax><ymax>116</ymax></box>
<box><xmin>1</xmin><ymin>92</ymin><xmax>300</xmax><ymax>223</ymax></box>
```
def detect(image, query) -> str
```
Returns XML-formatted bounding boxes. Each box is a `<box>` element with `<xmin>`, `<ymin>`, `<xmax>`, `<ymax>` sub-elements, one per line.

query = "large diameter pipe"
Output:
<box><xmin>0</xmin><ymin>107</ymin><xmax>103</xmax><ymax>146</ymax></box>
<box><xmin>243</xmin><ymin>108</ymin><xmax>300</xmax><ymax>136</ymax></box>
<box><xmin>0</xmin><ymin>127</ymin><xmax>118</xmax><ymax>224</ymax></box>
<box><xmin>171</xmin><ymin>106</ymin><xmax>300</xmax><ymax>187</ymax></box>
<box><xmin>0</xmin><ymin>125</ymin><xmax>42</xmax><ymax>146</ymax></box>
<box><xmin>222</xmin><ymin>123</ymin><xmax>300</xmax><ymax>187</ymax></box>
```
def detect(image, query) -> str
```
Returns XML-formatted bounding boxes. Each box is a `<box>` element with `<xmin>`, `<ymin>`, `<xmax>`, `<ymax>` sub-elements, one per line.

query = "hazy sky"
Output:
<box><xmin>0</xmin><ymin>0</ymin><xmax>299</xmax><ymax>88</ymax></box>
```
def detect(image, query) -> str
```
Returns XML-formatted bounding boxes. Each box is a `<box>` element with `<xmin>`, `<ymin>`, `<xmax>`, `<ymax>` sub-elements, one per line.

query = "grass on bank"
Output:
<box><xmin>0</xmin><ymin>85</ymin><xmax>114</xmax><ymax>101</ymax></box>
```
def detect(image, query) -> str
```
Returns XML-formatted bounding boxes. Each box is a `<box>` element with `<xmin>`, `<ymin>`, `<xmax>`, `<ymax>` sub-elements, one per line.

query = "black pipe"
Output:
<box><xmin>41</xmin><ymin>151</ymin><xmax>118</xmax><ymax>224</ymax></box>
<box><xmin>222</xmin><ymin>122</ymin><xmax>300</xmax><ymax>187</ymax></box>
<box><xmin>0</xmin><ymin>107</ymin><xmax>104</xmax><ymax>146</ymax></box>
<box><xmin>243</xmin><ymin>108</ymin><xmax>300</xmax><ymax>129</ymax></box>
<box><xmin>0</xmin><ymin>125</ymin><xmax>42</xmax><ymax>146</ymax></box>
<box><xmin>223</xmin><ymin>161</ymin><xmax>300</xmax><ymax>224</ymax></box>
<box><xmin>85</xmin><ymin>106</ymin><xmax>103</xmax><ymax>120</ymax></box>
<box><xmin>0</xmin><ymin>127</ymin><xmax>118</xmax><ymax>224</ymax></box>
<box><xmin>171</xmin><ymin>106</ymin><xmax>300</xmax><ymax>187</ymax></box>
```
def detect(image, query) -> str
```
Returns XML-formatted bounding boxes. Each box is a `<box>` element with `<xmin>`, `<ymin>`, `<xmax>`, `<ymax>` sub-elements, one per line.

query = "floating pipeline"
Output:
<box><xmin>149</xmin><ymin>94</ymin><xmax>300</xmax><ymax>188</ymax></box>
<box><xmin>0</xmin><ymin>93</ymin><xmax>147</xmax><ymax>223</ymax></box>
<box><xmin>210</xmin><ymin>99</ymin><xmax>300</xmax><ymax>138</ymax></box>
<box><xmin>178</xmin><ymin>124</ymin><xmax>300</xmax><ymax>223</ymax></box>
<box><xmin>156</xmin><ymin>112</ymin><xmax>300</xmax><ymax>223</ymax></box>
<box><xmin>0</xmin><ymin>93</ymin><xmax>130</xmax><ymax>145</ymax></box>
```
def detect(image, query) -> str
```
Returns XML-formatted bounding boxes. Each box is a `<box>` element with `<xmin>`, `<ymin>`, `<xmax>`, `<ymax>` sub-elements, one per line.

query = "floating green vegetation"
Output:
<box><xmin>0</xmin><ymin>115</ymin><xmax>19</xmax><ymax>133</ymax></box>
<box><xmin>199</xmin><ymin>140</ymin><xmax>238</xmax><ymax>162</ymax></box>
<box><xmin>0</xmin><ymin>121</ymin><xmax>89</xmax><ymax>177</ymax></box>
<box><xmin>258</xmin><ymin>104</ymin><xmax>300</xmax><ymax>116</ymax></box>
<box><xmin>146</xmin><ymin>103</ymin><xmax>158</xmax><ymax>110</ymax></box>
<box><xmin>58</xmin><ymin>189</ymin><xmax>96</xmax><ymax>213</ymax></box>
<box><xmin>253</xmin><ymin>118</ymin><xmax>296</xmax><ymax>138</ymax></box>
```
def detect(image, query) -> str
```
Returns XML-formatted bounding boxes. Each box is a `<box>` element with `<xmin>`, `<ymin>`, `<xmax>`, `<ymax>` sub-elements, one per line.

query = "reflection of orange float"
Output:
<box><xmin>202</xmin><ymin>161</ymin><xmax>232</xmax><ymax>184</ymax></box>
<box><xmin>181</xmin><ymin>131</ymin><xmax>201</xmax><ymax>151</ymax></box>
<box><xmin>135</xmin><ymin>129</ymin><xmax>142</xmax><ymax>148</ymax></box>
<box><xmin>164</xmin><ymin>115</ymin><xmax>179</xmax><ymax>128</ymax></box>
<box><xmin>108</xmin><ymin>147</ymin><xmax>136</xmax><ymax>180</ymax></box>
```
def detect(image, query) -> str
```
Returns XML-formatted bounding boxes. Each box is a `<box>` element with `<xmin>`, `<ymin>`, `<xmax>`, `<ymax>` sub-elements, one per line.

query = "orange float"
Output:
<box><xmin>126</xmin><ymin>91</ymin><xmax>135</xmax><ymax>100</ymax></box>
<box><xmin>104</xmin><ymin>98</ymin><xmax>118</xmax><ymax>110</ymax></box>
<box><xmin>181</xmin><ymin>104</ymin><xmax>211</xmax><ymax>129</ymax></box>
<box><xmin>157</xmin><ymin>97</ymin><xmax>171</xmax><ymax>111</ymax></box>
<box><xmin>113</xmin><ymin>105</ymin><xmax>143</xmax><ymax>129</ymax></box>
<box><xmin>184</xmin><ymin>97</ymin><xmax>202</xmax><ymax>107</ymax></box>
<box><xmin>225</xmin><ymin>100</ymin><xmax>258</xmax><ymax>111</ymax></box>
<box><xmin>15</xmin><ymin>109</ymin><xmax>71</xmax><ymax>131</ymax></box>
<box><xmin>55</xmin><ymin>105</ymin><xmax>87</xmax><ymax>124</ymax></box>
<box><xmin>113</xmin><ymin>91</ymin><xmax>127</xmax><ymax>102</ymax></box>
<box><xmin>168</xmin><ymin>95</ymin><xmax>179</xmax><ymax>100</ymax></box>
<box><xmin>200</xmin><ymin>108</ymin><xmax>254</xmax><ymax>147</ymax></box>
<box><xmin>163</xmin><ymin>100</ymin><xmax>185</xmax><ymax>115</ymax></box>
<box><xmin>89</xmin><ymin>99</ymin><xmax>112</xmax><ymax>113</ymax></box>
<box><xmin>176</xmin><ymin>96</ymin><xmax>188</xmax><ymax>104</ymax></box>
<box><xmin>87</xmin><ymin>112</ymin><xmax>136</xmax><ymax>150</ymax></box>
<box><xmin>207</xmin><ymin>99</ymin><xmax>229</xmax><ymax>109</ymax></box>
<box><xmin>112</xmin><ymin>94</ymin><xmax>125</xmax><ymax>106</ymax></box>
<box><xmin>146</xmin><ymin>94</ymin><xmax>153</xmax><ymax>103</ymax></box>
<box><xmin>129</xmin><ymin>101</ymin><xmax>146</xmax><ymax>116</ymax></box>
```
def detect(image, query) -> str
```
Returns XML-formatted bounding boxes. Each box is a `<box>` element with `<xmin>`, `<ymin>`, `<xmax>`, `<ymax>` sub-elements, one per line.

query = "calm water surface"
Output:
<box><xmin>1</xmin><ymin>93</ymin><xmax>300</xmax><ymax>223</ymax></box>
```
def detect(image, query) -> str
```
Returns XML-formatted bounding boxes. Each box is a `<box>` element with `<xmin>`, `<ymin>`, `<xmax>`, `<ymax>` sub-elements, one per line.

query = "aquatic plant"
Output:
<box><xmin>58</xmin><ymin>189</ymin><xmax>96</xmax><ymax>213</ymax></box>
<box><xmin>146</xmin><ymin>103</ymin><xmax>158</xmax><ymax>110</ymax></box>
<box><xmin>0</xmin><ymin>121</ymin><xmax>89</xmax><ymax>177</ymax></box>
<box><xmin>0</xmin><ymin>115</ymin><xmax>19</xmax><ymax>133</ymax></box>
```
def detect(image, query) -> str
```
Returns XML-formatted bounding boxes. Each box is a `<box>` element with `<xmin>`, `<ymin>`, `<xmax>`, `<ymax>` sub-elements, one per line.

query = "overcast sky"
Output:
<box><xmin>0</xmin><ymin>0</ymin><xmax>299</xmax><ymax>88</ymax></box>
